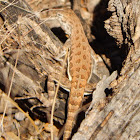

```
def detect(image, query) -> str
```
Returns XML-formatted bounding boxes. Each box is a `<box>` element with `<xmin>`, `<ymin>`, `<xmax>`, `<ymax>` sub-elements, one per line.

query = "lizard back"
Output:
<box><xmin>49</xmin><ymin>9</ymin><xmax>92</xmax><ymax>139</ymax></box>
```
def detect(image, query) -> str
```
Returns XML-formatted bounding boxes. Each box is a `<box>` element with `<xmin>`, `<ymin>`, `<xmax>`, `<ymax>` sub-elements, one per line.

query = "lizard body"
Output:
<box><xmin>51</xmin><ymin>9</ymin><xmax>93</xmax><ymax>139</ymax></box>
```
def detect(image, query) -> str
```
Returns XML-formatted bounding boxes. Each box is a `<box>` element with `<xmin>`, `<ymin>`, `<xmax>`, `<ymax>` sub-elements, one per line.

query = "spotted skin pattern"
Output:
<box><xmin>49</xmin><ymin>9</ymin><xmax>92</xmax><ymax>139</ymax></box>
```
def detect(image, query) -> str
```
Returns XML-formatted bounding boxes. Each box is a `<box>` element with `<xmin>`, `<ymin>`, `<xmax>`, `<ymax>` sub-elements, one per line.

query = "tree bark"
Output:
<box><xmin>73</xmin><ymin>0</ymin><xmax>140</xmax><ymax>139</ymax></box>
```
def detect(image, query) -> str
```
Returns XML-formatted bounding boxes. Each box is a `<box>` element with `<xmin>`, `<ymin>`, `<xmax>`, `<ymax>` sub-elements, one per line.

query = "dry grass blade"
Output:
<box><xmin>0</xmin><ymin>0</ymin><xmax>32</xmax><ymax>13</ymax></box>
<box><xmin>0</xmin><ymin>24</ymin><xmax>20</xmax><ymax>132</ymax></box>
<box><xmin>0</xmin><ymin>21</ymin><xmax>44</xmax><ymax>139</ymax></box>
<box><xmin>0</xmin><ymin>89</ymin><xmax>41</xmax><ymax>137</ymax></box>
<box><xmin>50</xmin><ymin>48</ymin><xmax>69</xmax><ymax>140</ymax></box>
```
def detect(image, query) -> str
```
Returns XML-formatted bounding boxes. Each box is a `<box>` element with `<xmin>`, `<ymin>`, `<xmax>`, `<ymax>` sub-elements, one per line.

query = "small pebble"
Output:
<box><xmin>15</xmin><ymin>112</ymin><xmax>25</xmax><ymax>121</ymax></box>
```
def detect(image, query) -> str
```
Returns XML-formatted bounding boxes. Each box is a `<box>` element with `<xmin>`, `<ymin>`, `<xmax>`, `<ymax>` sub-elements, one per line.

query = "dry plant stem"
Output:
<box><xmin>14</xmin><ymin>120</ymin><xmax>20</xmax><ymax>138</ymax></box>
<box><xmin>0</xmin><ymin>24</ymin><xmax>20</xmax><ymax>132</ymax></box>
<box><xmin>0</xmin><ymin>24</ymin><xmax>17</xmax><ymax>47</ymax></box>
<box><xmin>0</xmin><ymin>0</ymin><xmax>16</xmax><ymax>13</ymax></box>
<box><xmin>0</xmin><ymin>0</ymin><xmax>32</xmax><ymax>14</ymax></box>
<box><xmin>0</xmin><ymin>90</ymin><xmax>41</xmax><ymax>137</ymax></box>
<box><xmin>50</xmin><ymin>48</ymin><xmax>69</xmax><ymax>140</ymax></box>
<box><xmin>0</xmin><ymin>23</ymin><xmax>43</xmax><ymax>138</ymax></box>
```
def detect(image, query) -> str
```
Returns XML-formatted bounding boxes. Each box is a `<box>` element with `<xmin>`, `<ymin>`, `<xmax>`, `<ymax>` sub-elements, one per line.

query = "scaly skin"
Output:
<box><xmin>49</xmin><ymin>9</ymin><xmax>92</xmax><ymax>139</ymax></box>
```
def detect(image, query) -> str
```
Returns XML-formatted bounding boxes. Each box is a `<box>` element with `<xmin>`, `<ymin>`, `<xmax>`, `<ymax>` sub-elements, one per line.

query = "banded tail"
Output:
<box><xmin>63</xmin><ymin>77</ymin><xmax>87</xmax><ymax>140</ymax></box>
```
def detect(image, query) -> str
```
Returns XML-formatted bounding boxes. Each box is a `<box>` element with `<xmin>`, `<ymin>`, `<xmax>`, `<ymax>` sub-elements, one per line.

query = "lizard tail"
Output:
<box><xmin>63</xmin><ymin>78</ymin><xmax>86</xmax><ymax>140</ymax></box>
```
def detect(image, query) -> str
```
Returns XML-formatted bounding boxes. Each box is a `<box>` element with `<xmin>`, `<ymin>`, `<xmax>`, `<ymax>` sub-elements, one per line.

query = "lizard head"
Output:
<box><xmin>55</xmin><ymin>9</ymin><xmax>74</xmax><ymax>36</ymax></box>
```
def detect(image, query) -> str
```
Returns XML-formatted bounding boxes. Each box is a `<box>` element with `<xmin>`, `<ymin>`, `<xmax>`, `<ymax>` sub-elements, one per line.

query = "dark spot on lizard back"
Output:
<box><xmin>83</xmin><ymin>55</ymin><xmax>86</xmax><ymax>60</ymax></box>
<box><xmin>82</xmin><ymin>65</ymin><xmax>87</xmax><ymax>71</ymax></box>
<box><xmin>79</xmin><ymin>83</ymin><xmax>84</xmax><ymax>88</ymax></box>
<box><xmin>82</xmin><ymin>38</ymin><xmax>86</xmax><ymax>42</ymax></box>
<box><xmin>76</xmin><ymin>59</ymin><xmax>81</xmax><ymax>63</ymax></box>
<box><xmin>75</xmin><ymin>51</ymin><xmax>81</xmax><ymax>55</ymax></box>
<box><xmin>69</xmin><ymin>20</ymin><xmax>73</xmax><ymax>25</ymax></box>
<box><xmin>77</xmin><ymin>92</ymin><xmax>82</xmax><ymax>96</ymax></box>
<box><xmin>76</xmin><ymin>30</ymin><xmax>79</xmax><ymax>34</ymax></box>
<box><xmin>76</xmin><ymin>75</ymin><xmax>79</xmax><ymax>78</ymax></box>
<box><xmin>75</xmin><ymin>36</ymin><xmax>79</xmax><ymax>40</ymax></box>
<box><xmin>81</xmin><ymin>75</ymin><xmax>85</xmax><ymax>79</ymax></box>
<box><xmin>83</xmin><ymin>46</ymin><xmax>86</xmax><ymax>50</ymax></box>
<box><xmin>70</xmin><ymin>98</ymin><xmax>77</xmax><ymax>105</ymax></box>
<box><xmin>76</xmin><ymin>67</ymin><xmax>80</xmax><ymax>72</ymax></box>
<box><xmin>76</xmin><ymin>43</ymin><xmax>81</xmax><ymax>48</ymax></box>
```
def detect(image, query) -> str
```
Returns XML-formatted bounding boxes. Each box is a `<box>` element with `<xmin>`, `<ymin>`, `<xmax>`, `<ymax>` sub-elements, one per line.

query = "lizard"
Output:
<box><xmin>45</xmin><ymin>8</ymin><xmax>109</xmax><ymax>139</ymax></box>
<box><xmin>46</xmin><ymin>8</ymin><xmax>93</xmax><ymax>139</ymax></box>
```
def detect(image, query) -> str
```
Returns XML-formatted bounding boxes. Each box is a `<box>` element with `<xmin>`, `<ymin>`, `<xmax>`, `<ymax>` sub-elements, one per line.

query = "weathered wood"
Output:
<box><xmin>0</xmin><ymin>0</ymin><xmax>63</xmax><ymax>98</ymax></box>
<box><xmin>0</xmin><ymin>0</ymin><xmax>65</xmax><ymax>130</ymax></box>
<box><xmin>73</xmin><ymin>0</ymin><xmax>140</xmax><ymax>139</ymax></box>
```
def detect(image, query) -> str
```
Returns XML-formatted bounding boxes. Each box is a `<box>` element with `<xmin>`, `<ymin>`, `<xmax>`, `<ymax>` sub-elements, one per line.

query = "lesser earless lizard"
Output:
<box><xmin>46</xmin><ymin>8</ymin><xmax>108</xmax><ymax>139</ymax></box>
